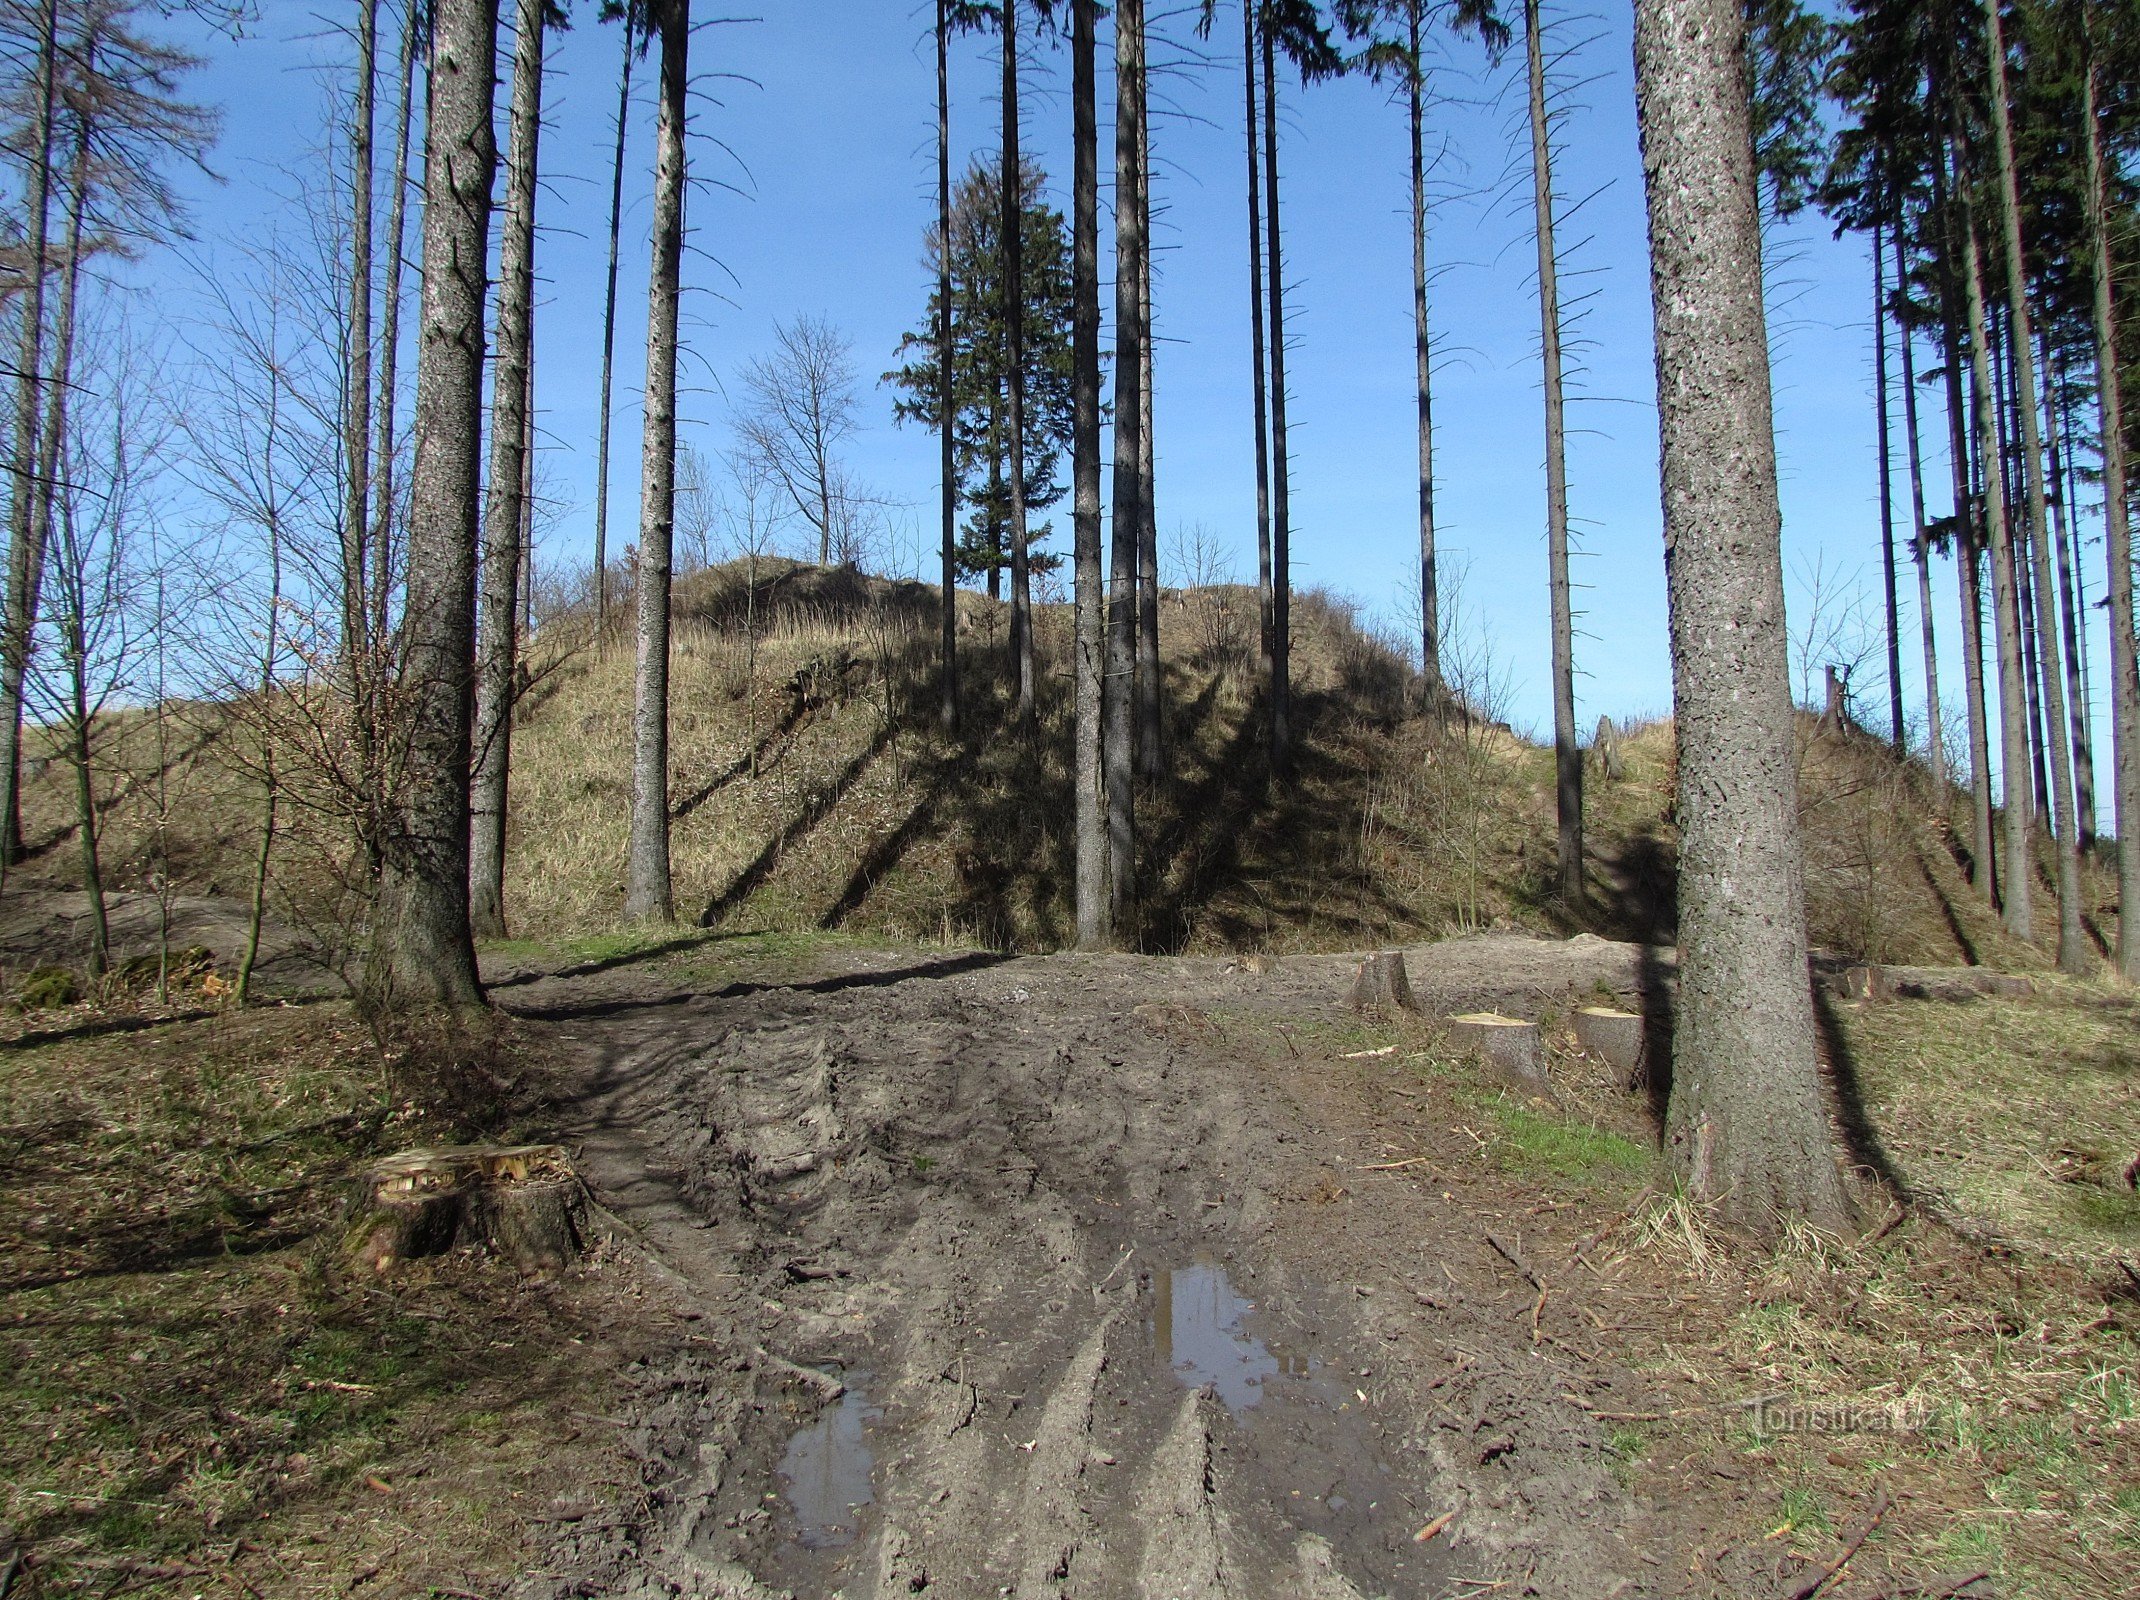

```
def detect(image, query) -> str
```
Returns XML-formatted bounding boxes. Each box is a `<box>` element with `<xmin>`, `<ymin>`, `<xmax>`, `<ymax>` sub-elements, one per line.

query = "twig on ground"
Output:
<box><xmin>1781</xmin><ymin>1489</ymin><xmax>1889</xmax><ymax>1600</ymax></box>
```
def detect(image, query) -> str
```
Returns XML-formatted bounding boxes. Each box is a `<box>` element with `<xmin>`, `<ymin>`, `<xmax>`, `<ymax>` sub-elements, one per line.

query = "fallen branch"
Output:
<box><xmin>1361</xmin><ymin>1157</ymin><xmax>1433</xmax><ymax>1172</ymax></box>
<box><xmin>1781</xmin><ymin>1490</ymin><xmax>1889</xmax><ymax>1600</ymax></box>
<box><xmin>1485</xmin><ymin>1232</ymin><xmax>1544</xmax><ymax>1290</ymax></box>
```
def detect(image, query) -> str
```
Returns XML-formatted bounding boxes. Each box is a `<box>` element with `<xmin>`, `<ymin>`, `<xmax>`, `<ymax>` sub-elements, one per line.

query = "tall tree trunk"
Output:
<box><xmin>1525</xmin><ymin>0</ymin><xmax>1582</xmax><ymax>905</ymax></box>
<box><xmin>1982</xmin><ymin>0</ymin><xmax>2085</xmax><ymax>971</ymax></box>
<box><xmin>2083</xmin><ymin>42</ymin><xmax>2139</xmax><ymax>980</ymax></box>
<box><xmin>2044</xmin><ymin>342</ymin><xmax>2094</xmax><ymax>853</ymax></box>
<box><xmin>344</xmin><ymin>0</ymin><xmax>378</xmax><ymax>714</ymax></box>
<box><xmin>0</xmin><ymin>0</ymin><xmax>60</xmax><ymax>882</ymax></box>
<box><xmin>1959</xmin><ymin>196</ymin><xmax>2036</xmax><ymax>942</ymax></box>
<box><xmin>1409</xmin><ymin>0</ymin><xmax>1439</xmax><ymax>699</ymax></box>
<box><xmin>625</xmin><ymin>0</ymin><xmax>688</xmax><ymax>925</ymax></box>
<box><xmin>367</xmin><ymin>0</ymin><xmax>496</xmax><ymax>1009</ymax></box>
<box><xmin>1135</xmin><ymin>71</ymin><xmax>1160</xmax><ymax>778</ymax></box>
<box><xmin>1894</xmin><ymin>225</ymin><xmax>1944</xmax><ymax>792</ymax></box>
<box><xmin>1633</xmin><ymin>0</ymin><xmax>1851</xmax><ymax>1238</ymax></box>
<box><xmin>594</xmin><ymin>8</ymin><xmax>636</xmax><ymax>651</ymax></box>
<box><xmin>470</xmin><ymin>0</ymin><xmax>545</xmax><ymax>941</ymax></box>
<box><xmin>937</xmin><ymin>0</ymin><xmax>958</xmax><ymax>735</ymax></box>
<box><xmin>1874</xmin><ymin>219</ymin><xmax>1904</xmax><ymax>749</ymax></box>
<box><xmin>1071</xmin><ymin>0</ymin><xmax>1108</xmax><ymax>948</ymax></box>
<box><xmin>1106</xmin><ymin>0</ymin><xmax>1144</xmax><ymax>923</ymax></box>
<box><xmin>1242</xmin><ymin>0</ymin><xmax>1273</xmax><ymax>694</ymax></box>
<box><xmin>1262</xmin><ymin>29</ymin><xmax>1292</xmax><ymax>768</ymax></box>
<box><xmin>370</xmin><ymin>0</ymin><xmax>418</xmax><ymax>655</ymax></box>
<box><xmin>1003</xmin><ymin>0</ymin><xmax>1034</xmax><ymax>721</ymax></box>
<box><xmin>1938</xmin><ymin>155</ymin><xmax>1998</xmax><ymax>901</ymax></box>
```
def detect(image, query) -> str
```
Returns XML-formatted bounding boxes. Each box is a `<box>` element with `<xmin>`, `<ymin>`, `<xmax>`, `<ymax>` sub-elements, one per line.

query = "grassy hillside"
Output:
<box><xmin>13</xmin><ymin>557</ymin><xmax>2110</xmax><ymax>968</ymax></box>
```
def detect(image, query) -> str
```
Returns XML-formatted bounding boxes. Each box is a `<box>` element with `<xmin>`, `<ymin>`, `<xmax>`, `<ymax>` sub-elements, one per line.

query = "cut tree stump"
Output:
<box><xmin>1349</xmin><ymin>952</ymin><xmax>1416</xmax><ymax>1013</ymax></box>
<box><xmin>1448</xmin><ymin>1013</ymin><xmax>1547</xmax><ymax>1084</ymax></box>
<box><xmin>1571</xmin><ymin>1005</ymin><xmax>1644</xmax><ymax>1082</ymax></box>
<box><xmin>344</xmin><ymin>1144</ymin><xmax>586</xmax><ymax>1276</ymax></box>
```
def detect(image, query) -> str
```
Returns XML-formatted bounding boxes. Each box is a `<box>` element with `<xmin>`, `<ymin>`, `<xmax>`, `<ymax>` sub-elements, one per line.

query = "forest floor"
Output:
<box><xmin>8</xmin><ymin>909</ymin><xmax>2132</xmax><ymax>1600</ymax></box>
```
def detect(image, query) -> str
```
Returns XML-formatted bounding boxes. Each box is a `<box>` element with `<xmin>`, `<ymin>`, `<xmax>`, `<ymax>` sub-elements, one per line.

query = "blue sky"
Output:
<box><xmin>140</xmin><ymin>0</ymin><xmax>2114</xmax><ymax>777</ymax></box>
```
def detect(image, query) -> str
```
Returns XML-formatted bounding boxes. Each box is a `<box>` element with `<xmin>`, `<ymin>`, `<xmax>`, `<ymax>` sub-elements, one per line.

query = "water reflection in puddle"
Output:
<box><xmin>777</xmin><ymin>1374</ymin><xmax>879</xmax><ymax>1549</ymax></box>
<box><xmin>1153</xmin><ymin>1263</ymin><xmax>1315</xmax><ymax>1414</ymax></box>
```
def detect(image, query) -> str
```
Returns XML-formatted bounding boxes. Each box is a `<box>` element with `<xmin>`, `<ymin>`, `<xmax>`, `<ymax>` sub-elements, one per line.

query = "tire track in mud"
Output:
<box><xmin>519</xmin><ymin>950</ymin><xmax>1646</xmax><ymax>1600</ymax></box>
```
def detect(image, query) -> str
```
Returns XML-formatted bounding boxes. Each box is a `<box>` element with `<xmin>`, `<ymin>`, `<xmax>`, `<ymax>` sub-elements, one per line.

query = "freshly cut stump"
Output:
<box><xmin>344</xmin><ymin>1144</ymin><xmax>586</xmax><ymax>1276</ymax></box>
<box><xmin>1448</xmin><ymin>1013</ymin><xmax>1546</xmax><ymax>1084</ymax></box>
<box><xmin>1349</xmin><ymin>952</ymin><xmax>1416</xmax><ymax>1013</ymax></box>
<box><xmin>1572</xmin><ymin>1006</ymin><xmax>1644</xmax><ymax>1082</ymax></box>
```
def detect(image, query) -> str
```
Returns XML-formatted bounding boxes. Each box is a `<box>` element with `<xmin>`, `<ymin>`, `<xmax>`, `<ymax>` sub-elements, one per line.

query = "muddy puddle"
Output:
<box><xmin>775</xmin><ymin>1372</ymin><xmax>879</xmax><ymax>1549</ymax></box>
<box><xmin>1147</xmin><ymin>1261</ymin><xmax>1448</xmax><ymax>1593</ymax></box>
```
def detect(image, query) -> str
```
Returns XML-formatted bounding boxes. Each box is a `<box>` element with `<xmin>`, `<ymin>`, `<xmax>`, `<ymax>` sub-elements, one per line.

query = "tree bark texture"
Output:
<box><xmin>471</xmin><ymin>0</ymin><xmax>547</xmax><ymax>942</ymax></box>
<box><xmin>1633</xmin><ymin>0</ymin><xmax>1852</xmax><ymax>1236</ymax></box>
<box><xmin>626</xmin><ymin>0</ymin><xmax>689</xmax><ymax>925</ymax></box>
<box><xmin>1071</xmin><ymin>0</ymin><xmax>1109</xmax><ymax>948</ymax></box>
<box><xmin>368</xmin><ymin>0</ymin><xmax>495</xmax><ymax>1010</ymax></box>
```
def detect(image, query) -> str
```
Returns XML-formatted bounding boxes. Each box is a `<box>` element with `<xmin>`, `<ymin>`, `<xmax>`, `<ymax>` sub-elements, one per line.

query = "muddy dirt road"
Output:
<box><xmin>503</xmin><ymin>936</ymin><xmax>1679</xmax><ymax>1600</ymax></box>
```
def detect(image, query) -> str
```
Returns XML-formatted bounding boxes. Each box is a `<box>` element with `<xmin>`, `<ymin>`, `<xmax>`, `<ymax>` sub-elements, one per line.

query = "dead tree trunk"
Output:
<box><xmin>593</xmin><ymin>8</ymin><xmax>636</xmax><ymax>651</ymax></box>
<box><xmin>1526</xmin><ymin>0</ymin><xmax>1583</xmax><ymax>907</ymax></box>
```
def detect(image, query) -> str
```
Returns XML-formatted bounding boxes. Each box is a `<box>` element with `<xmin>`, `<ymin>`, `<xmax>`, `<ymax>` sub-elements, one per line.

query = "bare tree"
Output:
<box><xmin>1633</xmin><ymin>0</ymin><xmax>1852</xmax><ymax>1236</ymax></box>
<box><xmin>737</xmin><ymin>314</ymin><xmax>867</xmax><ymax>568</ymax></box>
<box><xmin>624</xmin><ymin>0</ymin><xmax>689</xmax><ymax>924</ymax></box>
<box><xmin>368</xmin><ymin>0</ymin><xmax>496</xmax><ymax>1006</ymax></box>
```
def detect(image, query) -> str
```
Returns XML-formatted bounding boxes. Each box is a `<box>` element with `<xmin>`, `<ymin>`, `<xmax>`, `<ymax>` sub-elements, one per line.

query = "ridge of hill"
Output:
<box><xmin>11</xmin><ymin>556</ymin><xmax>2099</xmax><ymax>971</ymax></box>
